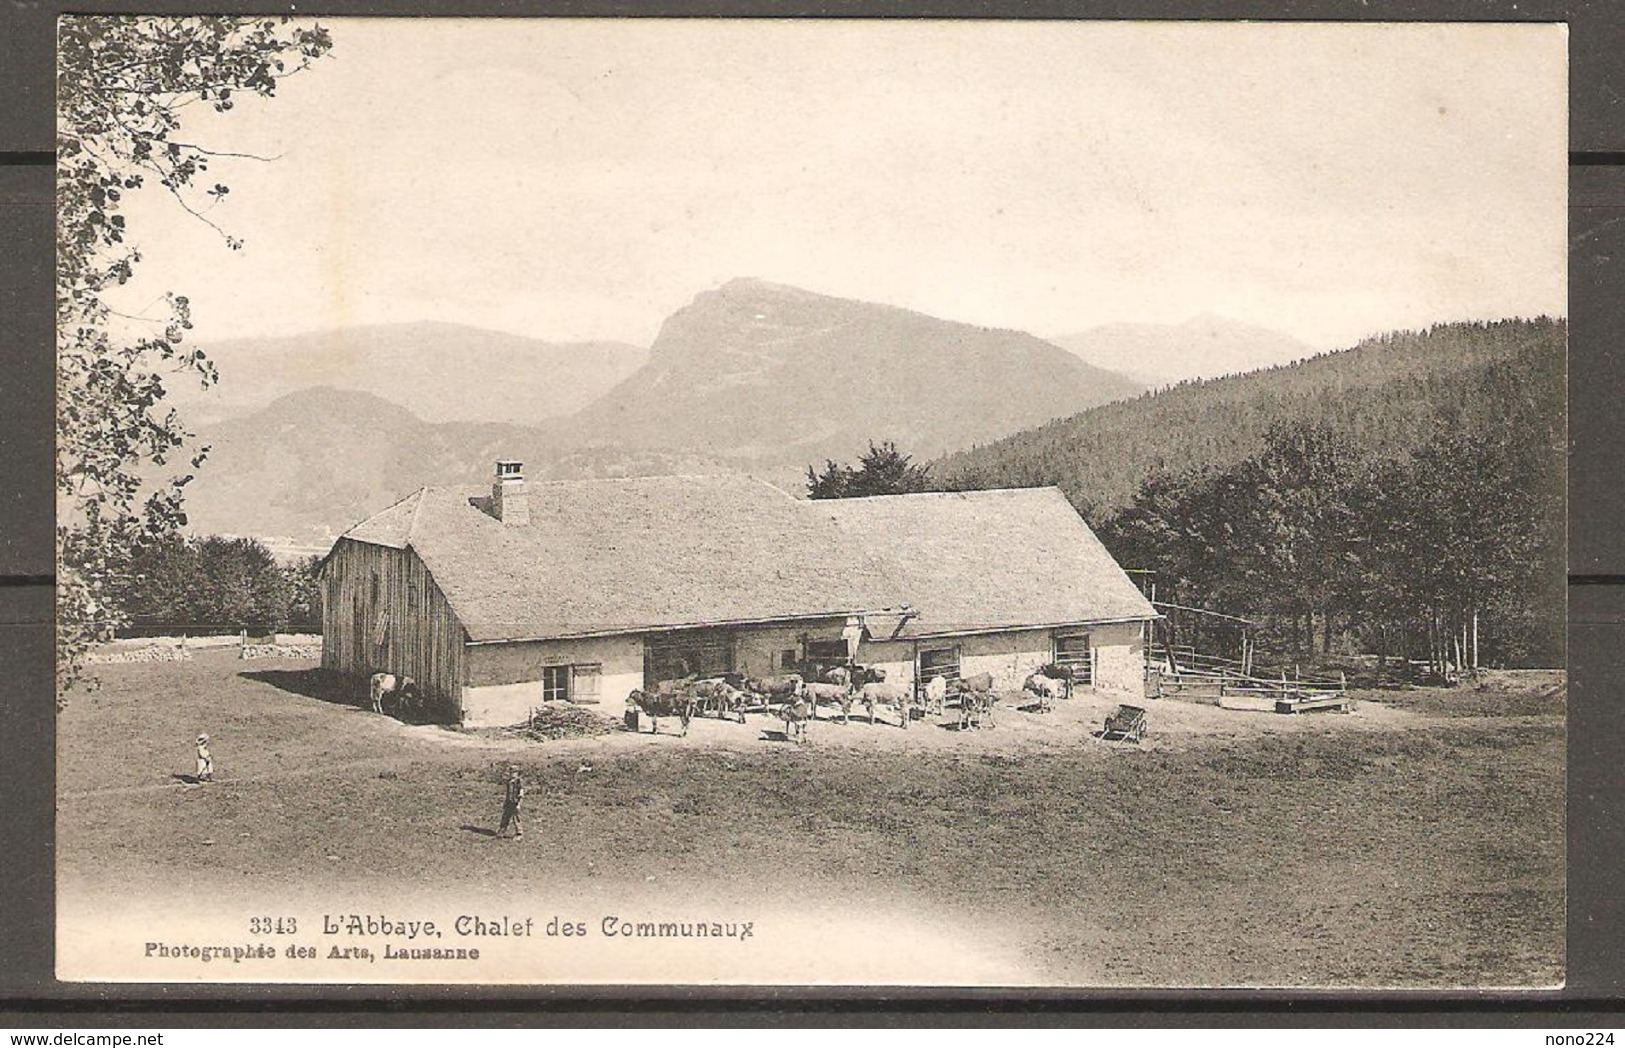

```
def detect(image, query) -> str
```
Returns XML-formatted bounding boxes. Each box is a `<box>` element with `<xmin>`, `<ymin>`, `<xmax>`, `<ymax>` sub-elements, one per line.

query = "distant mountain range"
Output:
<box><xmin>182</xmin><ymin>387</ymin><xmax>532</xmax><ymax>543</ymax></box>
<box><xmin>181</xmin><ymin>388</ymin><xmax>744</xmax><ymax>543</ymax></box>
<box><xmin>171</xmin><ymin>280</ymin><xmax>1556</xmax><ymax>551</ymax></box>
<box><xmin>178</xmin><ymin>280</ymin><xmax>1143</xmax><ymax>541</ymax></box>
<box><xmin>165</xmin><ymin>321</ymin><xmax>647</xmax><ymax>426</ymax></box>
<box><xmin>1048</xmin><ymin>315</ymin><xmax>1315</xmax><ymax>388</ymax></box>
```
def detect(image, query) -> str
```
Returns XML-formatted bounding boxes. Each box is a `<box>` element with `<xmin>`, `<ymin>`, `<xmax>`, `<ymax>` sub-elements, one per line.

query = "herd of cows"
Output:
<box><xmin>625</xmin><ymin>663</ymin><xmax>1080</xmax><ymax>743</ymax></box>
<box><xmin>362</xmin><ymin>663</ymin><xmax>1083</xmax><ymax>741</ymax></box>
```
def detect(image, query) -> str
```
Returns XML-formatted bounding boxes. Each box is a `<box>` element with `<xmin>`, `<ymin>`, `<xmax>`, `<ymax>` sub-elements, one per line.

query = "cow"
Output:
<box><xmin>1023</xmin><ymin>672</ymin><xmax>1068</xmax><ymax>712</ymax></box>
<box><xmin>627</xmin><ymin>686</ymin><xmax>697</xmax><ymax>737</ymax></box>
<box><xmin>368</xmin><ymin>672</ymin><xmax>417</xmax><ymax>716</ymax></box>
<box><xmin>390</xmin><ymin>677</ymin><xmax>422</xmax><ymax>719</ymax></box>
<box><xmin>741</xmin><ymin>673</ymin><xmax>805</xmax><ymax>711</ymax></box>
<box><xmin>959</xmin><ymin>686</ymin><xmax>997</xmax><ymax>730</ymax></box>
<box><xmin>949</xmin><ymin>671</ymin><xmax>996</xmax><ymax>729</ymax></box>
<box><xmin>952</xmin><ymin>671</ymin><xmax>994</xmax><ymax>696</ymax></box>
<box><xmin>368</xmin><ymin>672</ymin><xmax>395</xmax><ymax>713</ymax></box>
<box><xmin>921</xmin><ymin>675</ymin><xmax>949</xmax><ymax>716</ymax></box>
<box><xmin>803</xmin><ymin>680</ymin><xmax>854</xmax><ymax>722</ymax></box>
<box><xmin>690</xmin><ymin>678</ymin><xmax>748</xmax><ymax>724</ymax></box>
<box><xmin>859</xmin><ymin>681</ymin><xmax>911</xmax><ymax>728</ymax></box>
<box><xmin>821</xmin><ymin>666</ymin><xmax>851</xmax><ymax>687</ymax></box>
<box><xmin>776</xmin><ymin>695</ymin><xmax>814</xmax><ymax>745</ymax></box>
<box><xmin>1039</xmin><ymin>662</ymin><xmax>1088</xmax><ymax>690</ymax></box>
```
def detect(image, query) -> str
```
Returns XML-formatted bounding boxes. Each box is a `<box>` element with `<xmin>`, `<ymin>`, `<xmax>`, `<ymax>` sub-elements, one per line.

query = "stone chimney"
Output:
<box><xmin>490</xmin><ymin>460</ymin><xmax>529</xmax><ymax>525</ymax></box>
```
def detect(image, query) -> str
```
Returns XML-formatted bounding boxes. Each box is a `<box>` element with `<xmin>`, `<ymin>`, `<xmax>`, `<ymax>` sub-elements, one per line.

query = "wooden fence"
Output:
<box><xmin>1148</xmin><ymin>646</ymin><xmax>1350</xmax><ymax>713</ymax></box>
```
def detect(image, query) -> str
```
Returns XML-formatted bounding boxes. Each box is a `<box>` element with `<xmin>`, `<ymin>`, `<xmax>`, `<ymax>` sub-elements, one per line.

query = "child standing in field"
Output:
<box><xmin>498</xmin><ymin>765</ymin><xmax>525</xmax><ymax>840</ymax></box>
<box><xmin>195</xmin><ymin>733</ymin><xmax>214</xmax><ymax>783</ymax></box>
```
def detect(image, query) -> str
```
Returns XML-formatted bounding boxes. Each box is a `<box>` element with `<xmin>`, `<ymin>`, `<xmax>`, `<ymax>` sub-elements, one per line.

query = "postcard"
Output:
<box><xmin>55</xmin><ymin>17</ymin><xmax>1566</xmax><ymax>986</ymax></box>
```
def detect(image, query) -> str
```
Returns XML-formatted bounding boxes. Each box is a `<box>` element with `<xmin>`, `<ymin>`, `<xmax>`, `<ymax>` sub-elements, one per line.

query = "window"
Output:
<box><xmin>1054</xmin><ymin>632</ymin><xmax>1094</xmax><ymax>686</ymax></box>
<box><xmin>572</xmin><ymin>663</ymin><xmax>602</xmax><ymax>704</ymax></box>
<box><xmin>919</xmin><ymin>646</ymin><xmax>961</xmax><ymax>682</ymax></box>
<box><xmin>541</xmin><ymin>663</ymin><xmax>602</xmax><ymax>704</ymax></box>
<box><xmin>780</xmin><ymin>648</ymin><xmax>799</xmax><ymax>672</ymax></box>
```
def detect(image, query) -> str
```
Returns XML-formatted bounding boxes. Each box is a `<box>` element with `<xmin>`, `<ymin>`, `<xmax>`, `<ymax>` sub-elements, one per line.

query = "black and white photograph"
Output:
<box><xmin>54</xmin><ymin>17</ymin><xmax>1567</xmax><ymax>987</ymax></box>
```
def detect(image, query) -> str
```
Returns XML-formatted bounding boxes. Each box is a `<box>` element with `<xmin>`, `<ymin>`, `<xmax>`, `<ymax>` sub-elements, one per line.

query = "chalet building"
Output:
<box><xmin>321</xmin><ymin>462</ymin><xmax>1158</xmax><ymax>727</ymax></box>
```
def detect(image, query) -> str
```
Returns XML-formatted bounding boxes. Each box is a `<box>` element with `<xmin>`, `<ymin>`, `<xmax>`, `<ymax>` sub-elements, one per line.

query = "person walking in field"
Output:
<box><xmin>195</xmin><ymin>733</ymin><xmax>214</xmax><ymax>783</ymax></box>
<box><xmin>498</xmin><ymin>764</ymin><xmax>525</xmax><ymax>840</ymax></box>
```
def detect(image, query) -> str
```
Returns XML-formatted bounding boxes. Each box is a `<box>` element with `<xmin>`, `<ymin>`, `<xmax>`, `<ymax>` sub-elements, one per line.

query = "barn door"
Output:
<box><xmin>917</xmin><ymin>645</ymin><xmax>961</xmax><ymax>686</ymax></box>
<box><xmin>1053</xmin><ymin>631</ymin><xmax>1094</xmax><ymax>686</ymax></box>
<box><xmin>801</xmin><ymin>638</ymin><xmax>848</xmax><ymax>682</ymax></box>
<box><xmin>644</xmin><ymin>629</ymin><xmax>734</xmax><ymax>688</ymax></box>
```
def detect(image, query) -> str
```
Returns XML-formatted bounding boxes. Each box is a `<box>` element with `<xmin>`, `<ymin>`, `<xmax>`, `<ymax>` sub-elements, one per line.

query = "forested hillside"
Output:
<box><xmin>933</xmin><ymin>318</ymin><xmax>1566</xmax><ymax>668</ymax></box>
<box><xmin>934</xmin><ymin>318</ymin><xmax>1565</xmax><ymax>520</ymax></box>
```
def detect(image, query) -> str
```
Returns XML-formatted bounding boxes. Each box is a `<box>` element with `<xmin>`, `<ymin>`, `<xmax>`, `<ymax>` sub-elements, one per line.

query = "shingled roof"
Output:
<box><xmin>335</xmin><ymin>475</ymin><xmax>1155</xmax><ymax>643</ymax></box>
<box><xmin>812</xmin><ymin>487</ymin><xmax>1159</xmax><ymax>636</ymax></box>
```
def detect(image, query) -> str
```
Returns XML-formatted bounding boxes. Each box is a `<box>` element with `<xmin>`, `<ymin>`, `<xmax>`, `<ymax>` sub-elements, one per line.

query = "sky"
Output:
<box><xmin>105</xmin><ymin>19</ymin><xmax>1568</xmax><ymax>352</ymax></box>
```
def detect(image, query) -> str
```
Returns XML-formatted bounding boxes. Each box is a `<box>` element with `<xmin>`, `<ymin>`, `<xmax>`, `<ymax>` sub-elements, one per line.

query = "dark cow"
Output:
<box><xmin>953</xmin><ymin>671</ymin><xmax>994</xmax><ymax>695</ymax></box>
<box><xmin>389</xmin><ymin>678</ymin><xmax>422</xmax><ymax>720</ymax></box>
<box><xmin>1039</xmin><ymin>662</ymin><xmax>1088</xmax><ymax>688</ymax></box>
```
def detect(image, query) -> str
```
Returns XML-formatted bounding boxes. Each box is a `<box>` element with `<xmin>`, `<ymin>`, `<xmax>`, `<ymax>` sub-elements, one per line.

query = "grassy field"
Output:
<box><xmin>57</xmin><ymin>650</ymin><xmax>1564</xmax><ymax>988</ymax></box>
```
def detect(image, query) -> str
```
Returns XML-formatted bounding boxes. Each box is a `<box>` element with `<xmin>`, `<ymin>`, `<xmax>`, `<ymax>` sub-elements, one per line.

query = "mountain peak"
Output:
<box><xmin>705</xmin><ymin>276</ymin><xmax>837</xmax><ymax>305</ymax></box>
<box><xmin>583</xmin><ymin>281</ymin><xmax>1144</xmax><ymax>464</ymax></box>
<box><xmin>258</xmin><ymin>385</ymin><xmax>425</xmax><ymax>425</ymax></box>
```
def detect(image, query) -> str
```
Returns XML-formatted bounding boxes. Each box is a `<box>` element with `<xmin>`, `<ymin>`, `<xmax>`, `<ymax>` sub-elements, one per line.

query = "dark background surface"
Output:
<box><xmin>3</xmin><ymin>0</ymin><xmax>1622</xmax><ymax>1024</ymax></box>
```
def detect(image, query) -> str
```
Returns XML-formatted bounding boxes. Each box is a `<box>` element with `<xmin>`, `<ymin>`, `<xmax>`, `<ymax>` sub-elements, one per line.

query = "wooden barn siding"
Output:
<box><xmin>321</xmin><ymin>539</ymin><xmax>466</xmax><ymax>721</ymax></box>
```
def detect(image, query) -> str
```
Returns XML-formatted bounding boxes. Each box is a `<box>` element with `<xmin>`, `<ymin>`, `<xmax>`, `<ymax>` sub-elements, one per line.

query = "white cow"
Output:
<box><xmin>922</xmin><ymin>675</ymin><xmax>949</xmax><ymax>716</ymax></box>
<box><xmin>803</xmin><ymin>681</ymin><xmax>853</xmax><ymax>722</ymax></box>
<box><xmin>368</xmin><ymin>672</ymin><xmax>397</xmax><ymax>714</ymax></box>
<box><xmin>1023</xmin><ymin>672</ymin><xmax>1068</xmax><ymax>712</ymax></box>
<box><xmin>859</xmin><ymin>682</ymin><xmax>910</xmax><ymax>729</ymax></box>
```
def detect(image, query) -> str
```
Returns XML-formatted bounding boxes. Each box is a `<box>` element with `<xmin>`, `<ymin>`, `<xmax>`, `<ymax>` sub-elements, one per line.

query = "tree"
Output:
<box><xmin>283</xmin><ymin>554</ymin><xmax>324</xmax><ymax>633</ymax></box>
<box><xmin>1243</xmin><ymin>422</ymin><xmax>1359</xmax><ymax>654</ymax></box>
<box><xmin>108</xmin><ymin>535</ymin><xmax>317</xmax><ymax>636</ymax></box>
<box><xmin>102</xmin><ymin>531</ymin><xmax>195</xmax><ymax>635</ymax></box>
<box><xmin>56</xmin><ymin>17</ymin><xmax>333</xmax><ymax>691</ymax></box>
<box><xmin>190</xmin><ymin>536</ymin><xmax>291</xmax><ymax>633</ymax></box>
<box><xmin>806</xmin><ymin>441</ymin><xmax>932</xmax><ymax>499</ymax></box>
